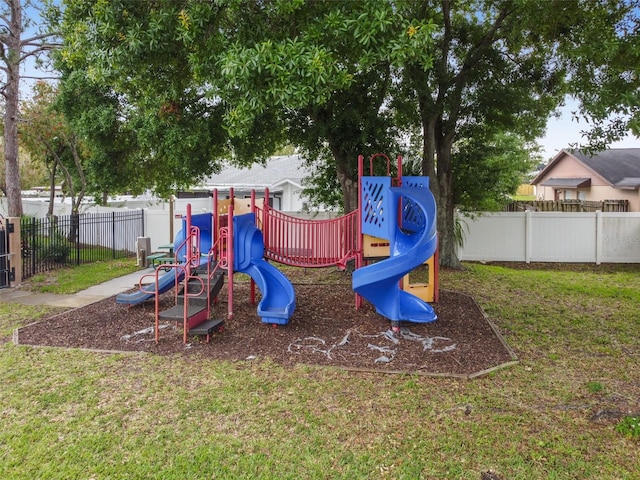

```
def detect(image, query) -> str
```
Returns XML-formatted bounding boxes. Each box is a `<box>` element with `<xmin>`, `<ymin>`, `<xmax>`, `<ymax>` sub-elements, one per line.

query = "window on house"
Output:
<box><xmin>577</xmin><ymin>190</ymin><xmax>586</xmax><ymax>200</ymax></box>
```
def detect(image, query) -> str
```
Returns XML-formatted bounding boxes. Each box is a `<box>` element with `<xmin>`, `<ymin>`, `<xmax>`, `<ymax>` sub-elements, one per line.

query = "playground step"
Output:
<box><xmin>188</xmin><ymin>319</ymin><xmax>225</xmax><ymax>337</ymax></box>
<box><xmin>159</xmin><ymin>303</ymin><xmax>207</xmax><ymax>323</ymax></box>
<box><xmin>177</xmin><ymin>273</ymin><xmax>224</xmax><ymax>307</ymax></box>
<box><xmin>193</xmin><ymin>261</ymin><xmax>223</xmax><ymax>276</ymax></box>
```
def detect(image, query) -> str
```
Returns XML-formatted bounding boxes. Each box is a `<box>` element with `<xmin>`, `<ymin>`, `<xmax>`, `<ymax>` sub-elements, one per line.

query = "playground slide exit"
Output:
<box><xmin>352</xmin><ymin>180</ymin><xmax>438</xmax><ymax>323</ymax></box>
<box><xmin>233</xmin><ymin>213</ymin><xmax>296</xmax><ymax>325</ymax></box>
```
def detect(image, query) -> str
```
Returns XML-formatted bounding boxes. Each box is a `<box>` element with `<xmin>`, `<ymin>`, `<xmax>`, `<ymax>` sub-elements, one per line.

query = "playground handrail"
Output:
<box><xmin>256</xmin><ymin>203</ymin><xmax>359</xmax><ymax>268</ymax></box>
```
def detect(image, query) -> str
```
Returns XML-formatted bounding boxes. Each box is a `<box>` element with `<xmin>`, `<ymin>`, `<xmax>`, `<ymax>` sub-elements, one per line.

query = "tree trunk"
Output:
<box><xmin>435</xmin><ymin>143</ymin><xmax>461</xmax><ymax>269</ymax></box>
<box><xmin>333</xmin><ymin>151</ymin><xmax>358</xmax><ymax>213</ymax></box>
<box><xmin>3</xmin><ymin>0</ymin><xmax>23</xmax><ymax>217</ymax></box>
<box><xmin>47</xmin><ymin>158</ymin><xmax>58</xmax><ymax>216</ymax></box>
<box><xmin>421</xmin><ymin>116</ymin><xmax>461</xmax><ymax>269</ymax></box>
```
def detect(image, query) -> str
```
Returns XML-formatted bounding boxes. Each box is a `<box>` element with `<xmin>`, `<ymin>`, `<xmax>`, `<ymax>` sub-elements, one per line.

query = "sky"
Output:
<box><xmin>536</xmin><ymin>98</ymin><xmax>639</xmax><ymax>162</ymax></box>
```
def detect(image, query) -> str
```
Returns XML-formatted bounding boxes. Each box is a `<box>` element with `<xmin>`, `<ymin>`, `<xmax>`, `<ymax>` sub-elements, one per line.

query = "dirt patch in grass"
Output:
<box><xmin>16</xmin><ymin>268</ymin><xmax>517</xmax><ymax>377</ymax></box>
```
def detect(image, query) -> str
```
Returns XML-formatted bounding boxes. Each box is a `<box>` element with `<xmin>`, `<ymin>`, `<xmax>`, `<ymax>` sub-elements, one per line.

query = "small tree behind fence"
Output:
<box><xmin>20</xmin><ymin>210</ymin><xmax>144</xmax><ymax>280</ymax></box>
<box><xmin>505</xmin><ymin>199</ymin><xmax>629</xmax><ymax>212</ymax></box>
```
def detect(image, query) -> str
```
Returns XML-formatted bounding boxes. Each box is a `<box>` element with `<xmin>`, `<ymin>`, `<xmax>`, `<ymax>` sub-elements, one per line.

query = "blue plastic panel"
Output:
<box><xmin>361</xmin><ymin>176</ymin><xmax>392</xmax><ymax>239</ymax></box>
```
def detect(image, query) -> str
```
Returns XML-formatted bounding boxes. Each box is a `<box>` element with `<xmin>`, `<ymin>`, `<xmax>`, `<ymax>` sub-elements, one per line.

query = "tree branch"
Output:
<box><xmin>19</xmin><ymin>44</ymin><xmax>61</xmax><ymax>63</ymax></box>
<box><xmin>444</xmin><ymin>5</ymin><xmax>516</xmax><ymax>136</ymax></box>
<box><xmin>21</xmin><ymin>75</ymin><xmax>61</xmax><ymax>81</ymax></box>
<box><xmin>21</xmin><ymin>31</ymin><xmax>60</xmax><ymax>45</ymax></box>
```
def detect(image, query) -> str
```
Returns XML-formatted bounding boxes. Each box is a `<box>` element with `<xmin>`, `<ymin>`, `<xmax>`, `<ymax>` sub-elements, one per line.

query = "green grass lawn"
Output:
<box><xmin>1</xmin><ymin>262</ymin><xmax>639</xmax><ymax>479</ymax></box>
<box><xmin>25</xmin><ymin>258</ymin><xmax>140</xmax><ymax>294</ymax></box>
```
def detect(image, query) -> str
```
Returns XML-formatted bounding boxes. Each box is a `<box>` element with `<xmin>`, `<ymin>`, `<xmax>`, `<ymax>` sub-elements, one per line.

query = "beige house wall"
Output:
<box><xmin>533</xmin><ymin>153</ymin><xmax>640</xmax><ymax>211</ymax></box>
<box><xmin>587</xmin><ymin>188</ymin><xmax>640</xmax><ymax>211</ymax></box>
<box><xmin>535</xmin><ymin>184</ymin><xmax>639</xmax><ymax>210</ymax></box>
<box><xmin>536</xmin><ymin>155</ymin><xmax>609</xmax><ymax>186</ymax></box>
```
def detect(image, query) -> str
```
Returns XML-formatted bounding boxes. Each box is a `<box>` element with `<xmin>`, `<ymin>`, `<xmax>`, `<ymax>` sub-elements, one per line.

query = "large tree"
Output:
<box><xmin>209</xmin><ymin>1</ymin><xmax>435</xmax><ymax>212</ymax></box>
<box><xmin>395</xmin><ymin>0</ymin><xmax>639</xmax><ymax>267</ymax></box>
<box><xmin>55</xmin><ymin>0</ymin><xmax>279</xmax><ymax>198</ymax></box>
<box><xmin>552</xmin><ymin>0</ymin><xmax>639</xmax><ymax>151</ymax></box>
<box><xmin>55</xmin><ymin>70</ymin><xmax>137</xmax><ymax>203</ymax></box>
<box><xmin>1</xmin><ymin>0</ymin><xmax>58</xmax><ymax>216</ymax></box>
<box><xmin>56</xmin><ymin>0</ymin><xmax>435</xmax><ymax>211</ymax></box>
<box><xmin>56</xmin><ymin>0</ymin><xmax>639</xmax><ymax>267</ymax></box>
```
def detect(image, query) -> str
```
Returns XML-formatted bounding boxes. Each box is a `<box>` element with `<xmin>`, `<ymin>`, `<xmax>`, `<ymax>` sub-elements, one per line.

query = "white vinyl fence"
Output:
<box><xmin>457</xmin><ymin>211</ymin><xmax>640</xmax><ymax>263</ymax></box>
<box><xmin>5</xmin><ymin>197</ymin><xmax>640</xmax><ymax>263</ymax></box>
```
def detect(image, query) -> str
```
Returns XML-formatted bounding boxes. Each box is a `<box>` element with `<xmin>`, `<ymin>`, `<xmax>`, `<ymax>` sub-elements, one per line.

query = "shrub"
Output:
<box><xmin>39</xmin><ymin>235</ymin><xmax>71</xmax><ymax>263</ymax></box>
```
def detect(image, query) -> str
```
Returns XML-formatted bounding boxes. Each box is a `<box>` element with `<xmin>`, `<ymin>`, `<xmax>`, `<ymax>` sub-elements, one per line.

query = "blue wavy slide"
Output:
<box><xmin>115</xmin><ymin>256</ymin><xmax>210</xmax><ymax>306</ymax></box>
<box><xmin>116</xmin><ymin>213</ymin><xmax>213</xmax><ymax>306</ymax></box>
<box><xmin>233</xmin><ymin>213</ymin><xmax>296</xmax><ymax>325</ymax></box>
<box><xmin>352</xmin><ymin>181</ymin><xmax>438</xmax><ymax>323</ymax></box>
<box><xmin>115</xmin><ymin>267</ymin><xmax>182</xmax><ymax>305</ymax></box>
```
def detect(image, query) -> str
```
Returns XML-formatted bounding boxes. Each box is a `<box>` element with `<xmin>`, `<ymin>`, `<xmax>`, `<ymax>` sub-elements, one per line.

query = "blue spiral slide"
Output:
<box><xmin>352</xmin><ymin>180</ymin><xmax>438</xmax><ymax>323</ymax></box>
<box><xmin>233</xmin><ymin>213</ymin><xmax>296</xmax><ymax>325</ymax></box>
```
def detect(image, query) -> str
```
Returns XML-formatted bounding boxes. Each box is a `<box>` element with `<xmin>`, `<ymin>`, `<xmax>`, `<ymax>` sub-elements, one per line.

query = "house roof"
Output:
<box><xmin>572</xmin><ymin>148</ymin><xmax>640</xmax><ymax>184</ymax></box>
<box><xmin>531</xmin><ymin>148</ymin><xmax>640</xmax><ymax>189</ymax></box>
<box><xmin>201</xmin><ymin>155</ymin><xmax>307</xmax><ymax>192</ymax></box>
<box><xmin>540</xmin><ymin>177</ymin><xmax>591</xmax><ymax>188</ymax></box>
<box><xmin>614</xmin><ymin>177</ymin><xmax>640</xmax><ymax>190</ymax></box>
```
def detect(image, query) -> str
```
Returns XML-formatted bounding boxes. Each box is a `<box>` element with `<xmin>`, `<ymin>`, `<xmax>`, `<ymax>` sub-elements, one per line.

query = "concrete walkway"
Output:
<box><xmin>0</xmin><ymin>268</ymin><xmax>154</xmax><ymax>309</ymax></box>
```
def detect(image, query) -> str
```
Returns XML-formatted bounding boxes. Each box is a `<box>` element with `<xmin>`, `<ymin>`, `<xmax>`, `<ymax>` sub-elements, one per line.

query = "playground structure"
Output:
<box><xmin>116</xmin><ymin>153</ymin><xmax>439</xmax><ymax>341</ymax></box>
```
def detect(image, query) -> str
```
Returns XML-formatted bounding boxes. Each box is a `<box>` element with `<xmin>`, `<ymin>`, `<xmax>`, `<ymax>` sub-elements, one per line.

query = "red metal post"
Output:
<box><xmin>213</xmin><ymin>189</ymin><xmax>218</xmax><ymax>261</ymax></box>
<box><xmin>264</xmin><ymin>187</ymin><xmax>270</xmax><ymax>247</ymax></box>
<box><xmin>228</xmin><ymin>188</ymin><xmax>234</xmax><ymax>321</ymax></box>
<box><xmin>434</xmin><ymin>235</ymin><xmax>440</xmax><ymax>303</ymax></box>
<box><xmin>355</xmin><ymin>155</ymin><xmax>364</xmax><ymax>309</ymax></box>
<box><xmin>154</xmin><ymin>267</ymin><xmax>161</xmax><ymax>343</ymax></box>
<box><xmin>249</xmin><ymin>190</ymin><xmax>256</xmax><ymax>305</ymax></box>
<box><xmin>184</xmin><ymin>205</ymin><xmax>193</xmax><ymax>343</ymax></box>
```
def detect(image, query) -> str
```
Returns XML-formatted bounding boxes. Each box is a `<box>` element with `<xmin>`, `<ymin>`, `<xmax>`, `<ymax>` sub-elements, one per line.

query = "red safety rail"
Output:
<box><xmin>256</xmin><ymin>202</ymin><xmax>359</xmax><ymax>269</ymax></box>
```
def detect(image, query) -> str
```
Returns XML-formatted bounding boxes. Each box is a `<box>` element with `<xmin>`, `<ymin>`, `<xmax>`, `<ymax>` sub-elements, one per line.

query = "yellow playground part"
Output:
<box><xmin>362</xmin><ymin>234</ymin><xmax>390</xmax><ymax>259</ymax></box>
<box><xmin>401</xmin><ymin>254</ymin><xmax>437</xmax><ymax>303</ymax></box>
<box><xmin>363</xmin><ymin>234</ymin><xmax>438</xmax><ymax>303</ymax></box>
<box><xmin>216</xmin><ymin>197</ymin><xmax>264</xmax><ymax>216</ymax></box>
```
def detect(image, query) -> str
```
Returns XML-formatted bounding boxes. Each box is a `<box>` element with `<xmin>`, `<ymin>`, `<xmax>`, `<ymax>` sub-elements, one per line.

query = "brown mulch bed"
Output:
<box><xmin>16</xmin><ymin>269</ymin><xmax>517</xmax><ymax>377</ymax></box>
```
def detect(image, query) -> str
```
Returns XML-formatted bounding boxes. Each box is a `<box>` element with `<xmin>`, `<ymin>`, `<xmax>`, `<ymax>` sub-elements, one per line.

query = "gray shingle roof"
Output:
<box><xmin>571</xmin><ymin>148</ymin><xmax>640</xmax><ymax>185</ymax></box>
<box><xmin>202</xmin><ymin>155</ymin><xmax>308</xmax><ymax>190</ymax></box>
<box><xmin>540</xmin><ymin>177</ymin><xmax>591</xmax><ymax>188</ymax></box>
<box><xmin>531</xmin><ymin>148</ymin><xmax>640</xmax><ymax>188</ymax></box>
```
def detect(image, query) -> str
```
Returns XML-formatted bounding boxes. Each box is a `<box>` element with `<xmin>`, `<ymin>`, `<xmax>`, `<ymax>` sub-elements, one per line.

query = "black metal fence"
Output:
<box><xmin>20</xmin><ymin>210</ymin><xmax>144</xmax><ymax>280</ymax></box>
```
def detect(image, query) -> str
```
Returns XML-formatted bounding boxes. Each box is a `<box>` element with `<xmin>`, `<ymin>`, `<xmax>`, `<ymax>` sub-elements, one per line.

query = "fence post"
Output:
<box><xmin>0</xmin><ymin>217</ymin><xmax>21</xmax><ymax>286</ymax></box>
<box><xmin>73</xmin><ymin>213</ymin><xmax>81</xmax><ymax>265</ymax></box>
<box><xmin>112</xmin><ymin>211</ymin><xmax>116</xmax><ymax>259</ymax></box>
<box><xmin>30</xmin><ymin>217</ymin><xmax>36</xmax><ymax>277</ymax></box>
<box><xmin>169</xmin><ymin>195</ymin><xmax>175</xmax><ymax>244</ymax></box>
<box><xmin>595</xmin><ymin>210</ymin><xmax>602</xmax><ymax>265</ymax></box>
<box><xmin>525</xmin><ymin>210</ymin><xmax>532</xmax><ymax>264</ymax></box>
